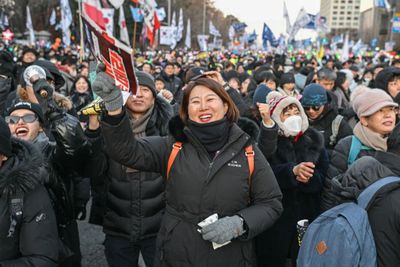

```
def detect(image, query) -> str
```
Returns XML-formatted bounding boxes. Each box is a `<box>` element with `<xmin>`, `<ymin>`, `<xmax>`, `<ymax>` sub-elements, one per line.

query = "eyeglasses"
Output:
<box><xmin>5</xmin><ymin>114</ymin><xmax>38</xmax><ymax>124</ymax></box>
<box><xmin>303</xmin><ymin>106</ymin><xmax>323</xmax><ymax>111</ymax></box>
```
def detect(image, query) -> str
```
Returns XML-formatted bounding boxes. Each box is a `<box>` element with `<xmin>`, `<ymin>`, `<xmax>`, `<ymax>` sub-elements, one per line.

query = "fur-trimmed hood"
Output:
<box><xmin>0</xmin><ymin>138</ymin><xmax>47</xmax><ymax>199</ymax></box>
<box><xmin>16</xmin><ymin>85</ymin><xmax>73</xmax><ymax>111</ymax></box>
<box><xmin>168</xmin><ymin>115</ymin><xmax>260</xmax><ymax>143</ymax></box>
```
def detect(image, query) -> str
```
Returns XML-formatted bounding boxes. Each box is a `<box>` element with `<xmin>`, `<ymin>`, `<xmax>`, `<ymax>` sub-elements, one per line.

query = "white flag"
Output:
<box><xmin>176</xmin><ymin>8</ymin><xmax>184</xmax><ymax>42</ymax></box>
<box><xmin>185</xmin><ymin>18</ymin><xmax>191</xmax><ymax>49</ymax></box>
<box><xmin>288</xmin><ymin>8</ymin><xmax>310</xmax><ymax>42</ymax></box>
<box><xmin>341</xmin><ymin>33</ymin><xmax>349</xmax><ymax>62</ymax></box>
<box><xmin>109</xmin><ymin>0</ymin><xmax>124</xmax><ymax>9</ymax></box>
<box><xmin>50</xmin><ymin>8</ymin><xmax>56</xmax><ymax>26</ymax></box>
<box><xmin>26</xmin><ymin>6</ymin><xmax>35</xmax><ymax>45</ymax></box>
<box><xmin>283</xmin><ymin>1</ymin><xmax>291</xmax><ymax>34</ymax></box>
<box><xmin>118</xmin><ymin>7</ymin><xmax>130</xmax><ymax>45</ymax></box>
<box><xmin>209</xmin><ymin>21</ymin><xmax>221</xmax><ymax>37</ymax></box>
<box><xmin>197</xmin><ymin>34</ymin><xmax>209</xmax><ymax>51</ymax></box>
<box><xmin>101</xmin><ymin>8</ymin><xmax>115</xmax><ymax>36</ymax></box>
<box><xmin>228</xmin><ymin>25</ymin><xmax>235</xmax><ymax>41</ymax></box>
<box><xmin>170</xmin><ymin>11</ymin><xmax>177</xmax><ymax>48</ymax></box>
<box><xmin>160</xmin><ymin>26</ymin><xmax>175</xmax><ymax>45</ymax></box>
<box><xmin>60</xmin><ymin>0</ymin><xmax>73</xmax><ymax>46</ymax></box>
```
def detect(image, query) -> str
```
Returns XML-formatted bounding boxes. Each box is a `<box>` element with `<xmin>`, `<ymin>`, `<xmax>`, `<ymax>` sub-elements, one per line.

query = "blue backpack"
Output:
<box><xmin>297</xmin><ymin>176</ymin><xmax>400</xmax><ymax>267</ymax></box>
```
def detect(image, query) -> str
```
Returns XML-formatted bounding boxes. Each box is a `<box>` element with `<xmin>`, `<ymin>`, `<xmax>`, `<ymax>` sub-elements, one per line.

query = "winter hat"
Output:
<box><xmin>184</xmin><ymin>67</ymin><xmax>207</xmax><ymax>84</ymax></box>
<box><xmin>301</xmin><ymin>84</ymin><xmax>328</xmax><ymax>107</ymax></box>
<box><xmin>34</xmin><ymin>60</ymin><xmax>65</xmax><ymax>90</ymax></box>
<box><xmin>352</xmin><ymin>87</ymin><xmax>398</xmax><ymax>118</ymax></box>
<box><xmin>7</xmin><ymin>102</ymin><xmax>45</xmax><ymax>123</ymax></box>
<box><xmin>0</xmin><ymin>117</ymin><xmax>12</xmax><ymax>157</ymax></box>
<box><xmin>280</xmin><ymin>72</ymin><xmax>295</xmax><ymax>86</ymax></box>
<box><xmin>136</xmin><ymin>71</ymin><xmax>157</xmax><ymax>97</ymax></box>
<box><xmin>252</xmin><ymin>83</ymin><xmax>272</xmax><ymax>105</ymax></box>
<box><xmin>267</xmin><ymin>91</ymin><xmax>309</xmax><ymax>137</ymax></box>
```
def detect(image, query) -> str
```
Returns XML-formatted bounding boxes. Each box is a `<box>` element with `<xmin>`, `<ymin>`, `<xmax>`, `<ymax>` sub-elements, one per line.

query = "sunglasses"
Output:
<box><xmin>5</xmin><ymin>114</ymin><xmax>38</xmax><ymax>124</ymax></box>
<box><xmin>303</xmin><ymin>106</ymin><xmax>323</xmax><ymax>111</ymax></box>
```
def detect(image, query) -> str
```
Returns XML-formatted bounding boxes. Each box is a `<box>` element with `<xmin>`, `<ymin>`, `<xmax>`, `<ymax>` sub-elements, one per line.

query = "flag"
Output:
<box><xmin>50</xmin><ymin>8</ymin><xmax>56</xmax><ymax>26</ymax></box>
<box><xmin>317</xmin><ymin>45</ymin><xmax>325</xmax><ymax>60</ymax></box>
<box><xmin>156</xmin><ymin>7</ymin><xmax>166</xmax><ymax>21</ymax></box>
<box><xmin>83</xmin><ymin>0</ymin><xmax>106</xmax><ymax>30</ymax></box>
<box><xmin>130</xmin><ymin>6</ymin><xmax>144</xmax><ymax>22</ymax></box>
<box><xmin>262</xmin><ymin>23</ymin><xmax>278</xmax><ymax>47</ymax></box>
<box><xmin>170</xmin><ymin>11</ymin><xmax>177</xmax><ymax>48</ymax></box>
<box><xmin>160</xmin><ymin>26</ymin><xmax>174</xmax><ymax>45</ymax></box>
<box><xmin>140</xmin><ymin>0</ymin><xmax>160</xmax><ymax>46</ymax></box>
<box><xmin>304</xmin><ymin>14</ymin><xmax>316</xmax><ymax>30</ymax></box>
<box><xmin>185</xmin><ymin>18</ymin><xmax>191</xmax><ymax>48</ymax></box>
<box><xmin>109</xmin><ymin>0</ymin><xmax>124</xmax><ymax>9</ymax></box>
<box><xmin>101</xmin><ymin>8</ymin><xmax>115</xmax><ymax>36</ymax></box>
<box><xmin>232</xmin><ymin>22</ymin><xmax>247</xmax><ymax>32</ymax></box>
<box><xmin>60</xmin><ymin>0</ymin><xmax>73</xmax><ymax>46</ymax></box>
<box><xmin>315</xmin><ymin>13</ymin><xmax>329</xmax><ymax>33</ymax></box>
<box><xmin>288</xmin><ymin>8</ymin><xmax>311</xmax><ymax>42</ymax></box>
<box><xmin>119</xmin><ymin>6</ymin><xmax>130</xmax><ymax>45</ymax></box>
<box><xmin>341</xmin><ymin>33</ymin><xmax>349</xmax><ymax>61</ymax></box>
<box><xmin>228</xmin><ymin>25</ymin><xmax>235</xmax><ymax>41</ymax></box>
<box><xmin>375</xmin><ymin>0</ymin><xmax>391</xmax><ymax>10</ymax></box>
<box><xmin>283</xmin><ymin>1</ymin><xmax>291</xmax><ymax>34</ymax></box>
<box><xmin>209</xmin><ymin>21</ymin><xmax>221</xmax><ymax>36</ymax></box>
<box><xmin>247</xmin><ymin>30</ymin><xmax>257</xmax><ymax>43</ymax></box>
<box><xmin>197</xmin><ymin>34</ymin><xmax>209</xmax><ymax>51</ymax></box>
<box><xmin>131</xmin><ymin>0</ymin><xmax>140</xmax><ymax>3</ymax></box>
<box><xmin>176</xmin><ymin>8</ymin><xmax>183</xmax><ymax>41</ymax></box>
<box><xmin>26</xmin><ymin>6</ymin><xmax>35</xmax><ymax>45</ymax></box>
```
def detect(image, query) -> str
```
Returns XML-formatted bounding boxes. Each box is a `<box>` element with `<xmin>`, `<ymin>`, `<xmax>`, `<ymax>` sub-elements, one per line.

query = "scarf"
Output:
<box><xmin>187</xmin><ymin>118</ymin><xmax>231</xmax><ymax>153</ymax></box>
<box><xmin>353</xmin><ymin>122</ymin><xmax>388</xmax><ymax>151</ymax></box>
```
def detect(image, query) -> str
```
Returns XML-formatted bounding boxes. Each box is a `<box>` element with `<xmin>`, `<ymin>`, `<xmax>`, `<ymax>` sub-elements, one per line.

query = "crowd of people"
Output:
<box><xmin>0</xmin><ymin>43</ymin><xmax>399</xmax><ymax>267</ymax></box>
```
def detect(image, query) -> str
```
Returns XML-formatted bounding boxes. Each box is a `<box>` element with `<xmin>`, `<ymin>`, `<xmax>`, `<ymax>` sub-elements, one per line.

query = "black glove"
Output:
<box><xmin>32</xmin><ymin>78</ymin><xmax>55</xmax><ymax>116</ymax></box>
<box><xmin>91</xmin><ymin>63</ymin><xmax>123</xmax><ymax>112</ymax></box>
<box><xmin>75</xmin><ymin>205</ymin><xmax>87</xmax><ymax>221</ymax></box>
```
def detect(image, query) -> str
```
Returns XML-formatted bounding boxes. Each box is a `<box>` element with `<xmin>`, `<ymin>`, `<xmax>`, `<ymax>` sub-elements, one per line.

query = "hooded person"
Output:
<box><xmin>321</xmin><ymin>86</ymin><xmax>399</xmax><ymax>211</ymax></box>
<box><xmin>256</xmin><ymin>91</ymin><xmax>329</xmax><ymax>267</ymax></box>
<box><xmin>84</xmin><ymin>70</ymin><xmax>174</xmax><ymax>267</ymax></box>
<box><xmin>0</xmin><ymin>116</ymin><xmax>59</xmax><ymax>266</ymax></box>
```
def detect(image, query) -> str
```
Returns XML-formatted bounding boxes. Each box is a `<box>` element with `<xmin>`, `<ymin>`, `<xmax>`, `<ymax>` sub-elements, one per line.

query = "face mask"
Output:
<box><xmin>283</xmin><ymin>115</ymin><xmax>303</xmax><ymax>136</ymax></box>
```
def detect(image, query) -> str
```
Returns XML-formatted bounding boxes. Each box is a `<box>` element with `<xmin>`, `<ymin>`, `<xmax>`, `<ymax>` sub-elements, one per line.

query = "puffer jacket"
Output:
<box><xmin>85</xmin><ymin>97</ymin><xmax>173</xmax><ymax>241</ymax></box>
<box><xmin>326</xmin><ymin>156</ymin><xmax>400</xmax><ymax>267</ymax></box>
<box><xmin>159</xmin><ymin>71</ymin><xmax>183</xmax><ymax>103</ymax></box>
<box><xmin>100</xmin><ymin>110</ymin><xmax>283</xmax><ymax>267</ymax></box>
<box><xmin>0</xmin><ymin>139</ymin><xmax>58</xmax><ymax>267</ymax></box>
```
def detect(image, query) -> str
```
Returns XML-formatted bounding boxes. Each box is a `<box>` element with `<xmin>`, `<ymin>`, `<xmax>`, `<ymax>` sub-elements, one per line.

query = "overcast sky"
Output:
<box><xmin>213</xmin><ymin>0</ymin><xmax>374</xmax><ymax>40</ymax></box>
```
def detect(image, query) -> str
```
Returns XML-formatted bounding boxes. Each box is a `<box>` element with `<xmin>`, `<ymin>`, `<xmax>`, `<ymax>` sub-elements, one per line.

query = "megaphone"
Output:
<box><xmin>78</xmin><ymin>97</ymin><xmax>105</xmax><ymax>116</ymax></box>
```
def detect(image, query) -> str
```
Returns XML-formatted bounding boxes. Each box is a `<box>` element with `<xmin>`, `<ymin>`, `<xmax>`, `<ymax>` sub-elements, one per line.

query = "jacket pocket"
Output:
<box><xmin>156</xmin><ymin>215</ymin><xmax>181</xmax><ymax>262</ymax></box>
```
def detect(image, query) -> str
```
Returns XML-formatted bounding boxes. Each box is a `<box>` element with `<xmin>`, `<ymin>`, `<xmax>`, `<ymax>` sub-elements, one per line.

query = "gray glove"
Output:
<box><xmin>91</xmin><ymin>63</ymin><xmax>123</xmax><ymax>112</ymax></box>
<box><xmin>201</xmin><ymin>215</ymin><xmax>245</xmax><ymax>244</ymax></box>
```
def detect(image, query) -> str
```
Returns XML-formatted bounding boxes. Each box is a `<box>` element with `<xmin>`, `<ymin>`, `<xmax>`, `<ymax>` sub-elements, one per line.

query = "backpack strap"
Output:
<box><xmin>347</xmin><ymin>136</ymin><xmax>372</xmax><ymax>166</ymax></box>
<box><xmin>166</xmin><ymin>142</ymin><xmax>183</xmax><ymax>180</ymax></box>
<box><xmin>7</xmin><ymin>192</ymin><xmax>24</xmax><ymax>238</ymax></box>
<box><xmin>357</xmin><ymin>176</ymin><xmax>400</xmax><ymax>210</ymax></box>
<box><xmin>245</xmin><ymin>144</ymin><xmax>255</xmax><ymax>202</ymax></box>
<box><xmin>329</xmin><ymin>114</ymin><xmax>344</xmax><ymax>146</ymax></box>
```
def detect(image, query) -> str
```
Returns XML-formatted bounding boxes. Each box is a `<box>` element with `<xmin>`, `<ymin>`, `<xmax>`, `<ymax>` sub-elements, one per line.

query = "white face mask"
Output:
<box><xmin>283</xmin><ymin>115</ymin><xmax>303</xmax><ymax>136</ymax></box>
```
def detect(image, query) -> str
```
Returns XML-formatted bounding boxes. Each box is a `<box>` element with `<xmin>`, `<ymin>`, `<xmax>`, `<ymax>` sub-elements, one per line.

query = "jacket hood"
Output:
<box><xmin>146</xmin><ymin>95</ymin><xmax>174</xmax><ymax>136</ymax></box>
<box><xmin>374</xmin><ymin>67</ymin><xmax>400</xmax><ymax>94</ymax></box>
<box><xmin>330</xmin><ymin>156</ymin><xmax>395</xmax><ymax>201</ymax></box>
<box><xmin>0</xmin><ymin>138</ymin><xmax>46</xmax><ymax>198</ymax></box>
<box><xmin>168</xmin><ymin>116</ymin><xmax>259</xmax><ymax>143</ymax></box>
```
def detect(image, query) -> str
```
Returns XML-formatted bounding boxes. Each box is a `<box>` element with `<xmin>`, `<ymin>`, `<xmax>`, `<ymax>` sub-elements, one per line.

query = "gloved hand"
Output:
<box><xmin>91</xmin><ymin>63</ymin><xmax>123</xmax><ymax>112</ymax></box>
<box><xmin>201</xmin><ymin>215</ymin><xmax>245</xmax><ymax>244</ymax></box>
<box><xmin>75</xmin><ymin>206</ymin><xmax>87</xmax><ymax>221</ymax></box>
<box><xmin>32</xmin><ymin>78</ymin><xmax>54</xmax><ymax>114</ymax></box>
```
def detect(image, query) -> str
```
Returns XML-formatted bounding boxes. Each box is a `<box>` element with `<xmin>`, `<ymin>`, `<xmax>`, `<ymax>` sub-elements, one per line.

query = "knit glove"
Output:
<box><xmin>91</xmin><ymin>63</ymin><xmax>123</xmax><ymax>112</ymax></box>
<box><xmin>201</xmin><ymin>215</ymin><xmax>245</xmax><ymax>244</ymax></box>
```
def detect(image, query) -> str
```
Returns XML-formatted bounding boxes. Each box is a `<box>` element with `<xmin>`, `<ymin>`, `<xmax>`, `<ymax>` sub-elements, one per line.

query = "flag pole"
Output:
<box><xmin>132</xmin><ymin>3</ymin><xmax>138</xmax><ymax>52</ymax></box>
<box><xmin>78</xmin><ymin>0</ymin><xmax>85</xmax><ymax>63</ymax></box>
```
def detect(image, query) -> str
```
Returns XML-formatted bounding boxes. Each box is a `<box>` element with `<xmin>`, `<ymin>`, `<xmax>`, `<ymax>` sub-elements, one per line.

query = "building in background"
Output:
<box><xmin>320</xmin><ymin>0</ymin><xmax>361</xmax><ymax>38</ymax></box>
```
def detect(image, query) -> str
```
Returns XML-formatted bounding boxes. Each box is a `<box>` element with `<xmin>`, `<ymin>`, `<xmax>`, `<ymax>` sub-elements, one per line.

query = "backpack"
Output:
<box><xmin>297</xmin><ymin>176</ymin><xmax>400</xmax><ymax>267</ymax></box>
<box><xmin>329</xmin><ymin>114</ymin><xmax>344</xmax><ymax>146</ymax></box>
<box><xmin>347</xmin><ymin>135</ymin><xmax>373</xmax><ymax>166</ymax></box>
<box><xmin>166</xmin><ymin>142</ymin><xmax>255</xmax><ymax>199</ymax></box>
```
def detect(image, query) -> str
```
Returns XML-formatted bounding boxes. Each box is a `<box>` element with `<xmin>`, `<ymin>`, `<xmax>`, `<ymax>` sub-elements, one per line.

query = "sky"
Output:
<box><xmin>213</xmin><ymin>0</ymin><xmax>374</xmax><ymax>41</ymax></box>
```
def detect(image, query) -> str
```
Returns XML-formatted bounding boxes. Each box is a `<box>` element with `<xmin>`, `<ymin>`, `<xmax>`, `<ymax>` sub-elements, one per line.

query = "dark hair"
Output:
<box><xmin>72</xmin><ymin>75</ymin><xmax>91</xmax><ymax>92</ymax></box>
<box><xmin>255</xmin><ymin>71</ymin><xmax>276</xmax><ymax>85</ymax></box>
<box><xmin>179</xmin><ymin>78</ymin><xmax>239</xmax><ymax>124</ymax></box>
<box><xmin>334</xmin><ymin>72</ymin><xmax>347</xmax><ymax>91</ymax></box>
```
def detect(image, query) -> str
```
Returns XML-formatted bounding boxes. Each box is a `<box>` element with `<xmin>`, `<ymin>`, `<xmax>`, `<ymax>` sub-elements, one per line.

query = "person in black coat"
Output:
<box><xmin>256</xmin><ymin>91</ymin><xmax>329</xmax><ymax>267</ymax></box>
<box><xmin>0</xmin><ymin>117</ymin><xmax>59</xmax><ymax>267</ymax></box>
<box><xmin>300</xmin><ymin>84</ymin><xmax>353</xmax><ymax>156</ymax></box>
<box><xmin>159</xmin><ymin>62</ymin><xmax>183</xmax><ymax>103</ymax></box>
<box><xmin>85</xmin><ymin>71</ymin><xmax>173</xmax><ymax>267</ymax></box>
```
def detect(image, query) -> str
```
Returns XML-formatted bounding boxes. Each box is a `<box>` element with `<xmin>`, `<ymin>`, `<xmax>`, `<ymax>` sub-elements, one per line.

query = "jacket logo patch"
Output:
<box><xmin>227</xmin><ymin>160</ymin><xmax>242</xmax><ymax>168</ymax></box>
<box><xmin>316</xmin><ymin>240</ymin><xmax>328</xmax><ymax>255</ymax></box>
<box><xmin>35</xmin><ymin>213</ymin><xmax>47</xmax><ymax>222</ymax></box>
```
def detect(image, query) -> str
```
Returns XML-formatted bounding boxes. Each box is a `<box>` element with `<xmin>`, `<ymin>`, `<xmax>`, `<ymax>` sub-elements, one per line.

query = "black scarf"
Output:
<box><xmin>187</xmin><ymin>118</ymin><xmax>231</xmax><ymax>153</ymax></box>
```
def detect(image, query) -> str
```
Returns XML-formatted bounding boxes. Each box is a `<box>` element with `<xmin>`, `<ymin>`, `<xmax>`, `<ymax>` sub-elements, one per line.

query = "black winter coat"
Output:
<box><xmin>85</xmin><ymin>97</ymin><xmax>173</xmax><ymax>241</ymax></box>
<box><xmin>100</xmin><ymin>111</ymin><xmax>283</xmax><ymax>267</ymax></box>
<box><xmin>309</xmin><ymin>103</ymin><xmax>353</xmax><ymax>156</ymax></box>
<box><xmin>256</xmin><ymin>127</ymin><xmax>329</xmax><ymax>267</ymax></box>
<box><xmin>159</xmin><ymin>71</ymin><xmax>183</xmax><ymax>103</ymax></box>
<box><xmin>0</xmin><ymin>139</ymin><xmax>58</xmax><ymax>267</ymax></box>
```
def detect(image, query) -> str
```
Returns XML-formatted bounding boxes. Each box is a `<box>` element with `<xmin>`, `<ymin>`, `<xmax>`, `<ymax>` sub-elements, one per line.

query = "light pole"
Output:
<box><xmin>168</xmin><ymin>0</ymin><xmax>171</xmax><ymax>26</ymax></box>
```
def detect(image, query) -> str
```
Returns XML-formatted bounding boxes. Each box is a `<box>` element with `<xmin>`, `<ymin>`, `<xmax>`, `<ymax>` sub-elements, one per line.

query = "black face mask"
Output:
<box><xmin>187</xmin><ymin>117</ymin><xmax>231</xmax><ymax>153</ymax></box>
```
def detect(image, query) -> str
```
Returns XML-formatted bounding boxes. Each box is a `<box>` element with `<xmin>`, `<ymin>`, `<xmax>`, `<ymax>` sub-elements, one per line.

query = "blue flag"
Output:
<box><xmin>375</xmin><ymin>0</ymin><xmax>391</xmax><ymax>9</ymax></box>
<box><xmin>262</xmin><ymin>23</ymin><xmax>278</xmax><ymax>47</ymax></box>
<box><xmin>233</xmin><ymin>22</ymin><xmax>247</xmax><ymax>32</ymax></box>
<box><xmin>130</xmin><ymin>6</ymin><xmax>144</xmax><ymax>22</ymax></box>
<box><xmin>247</xmin><ymin>30</ymin><xmax>257</xmax><ymax>43</ymax></box>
